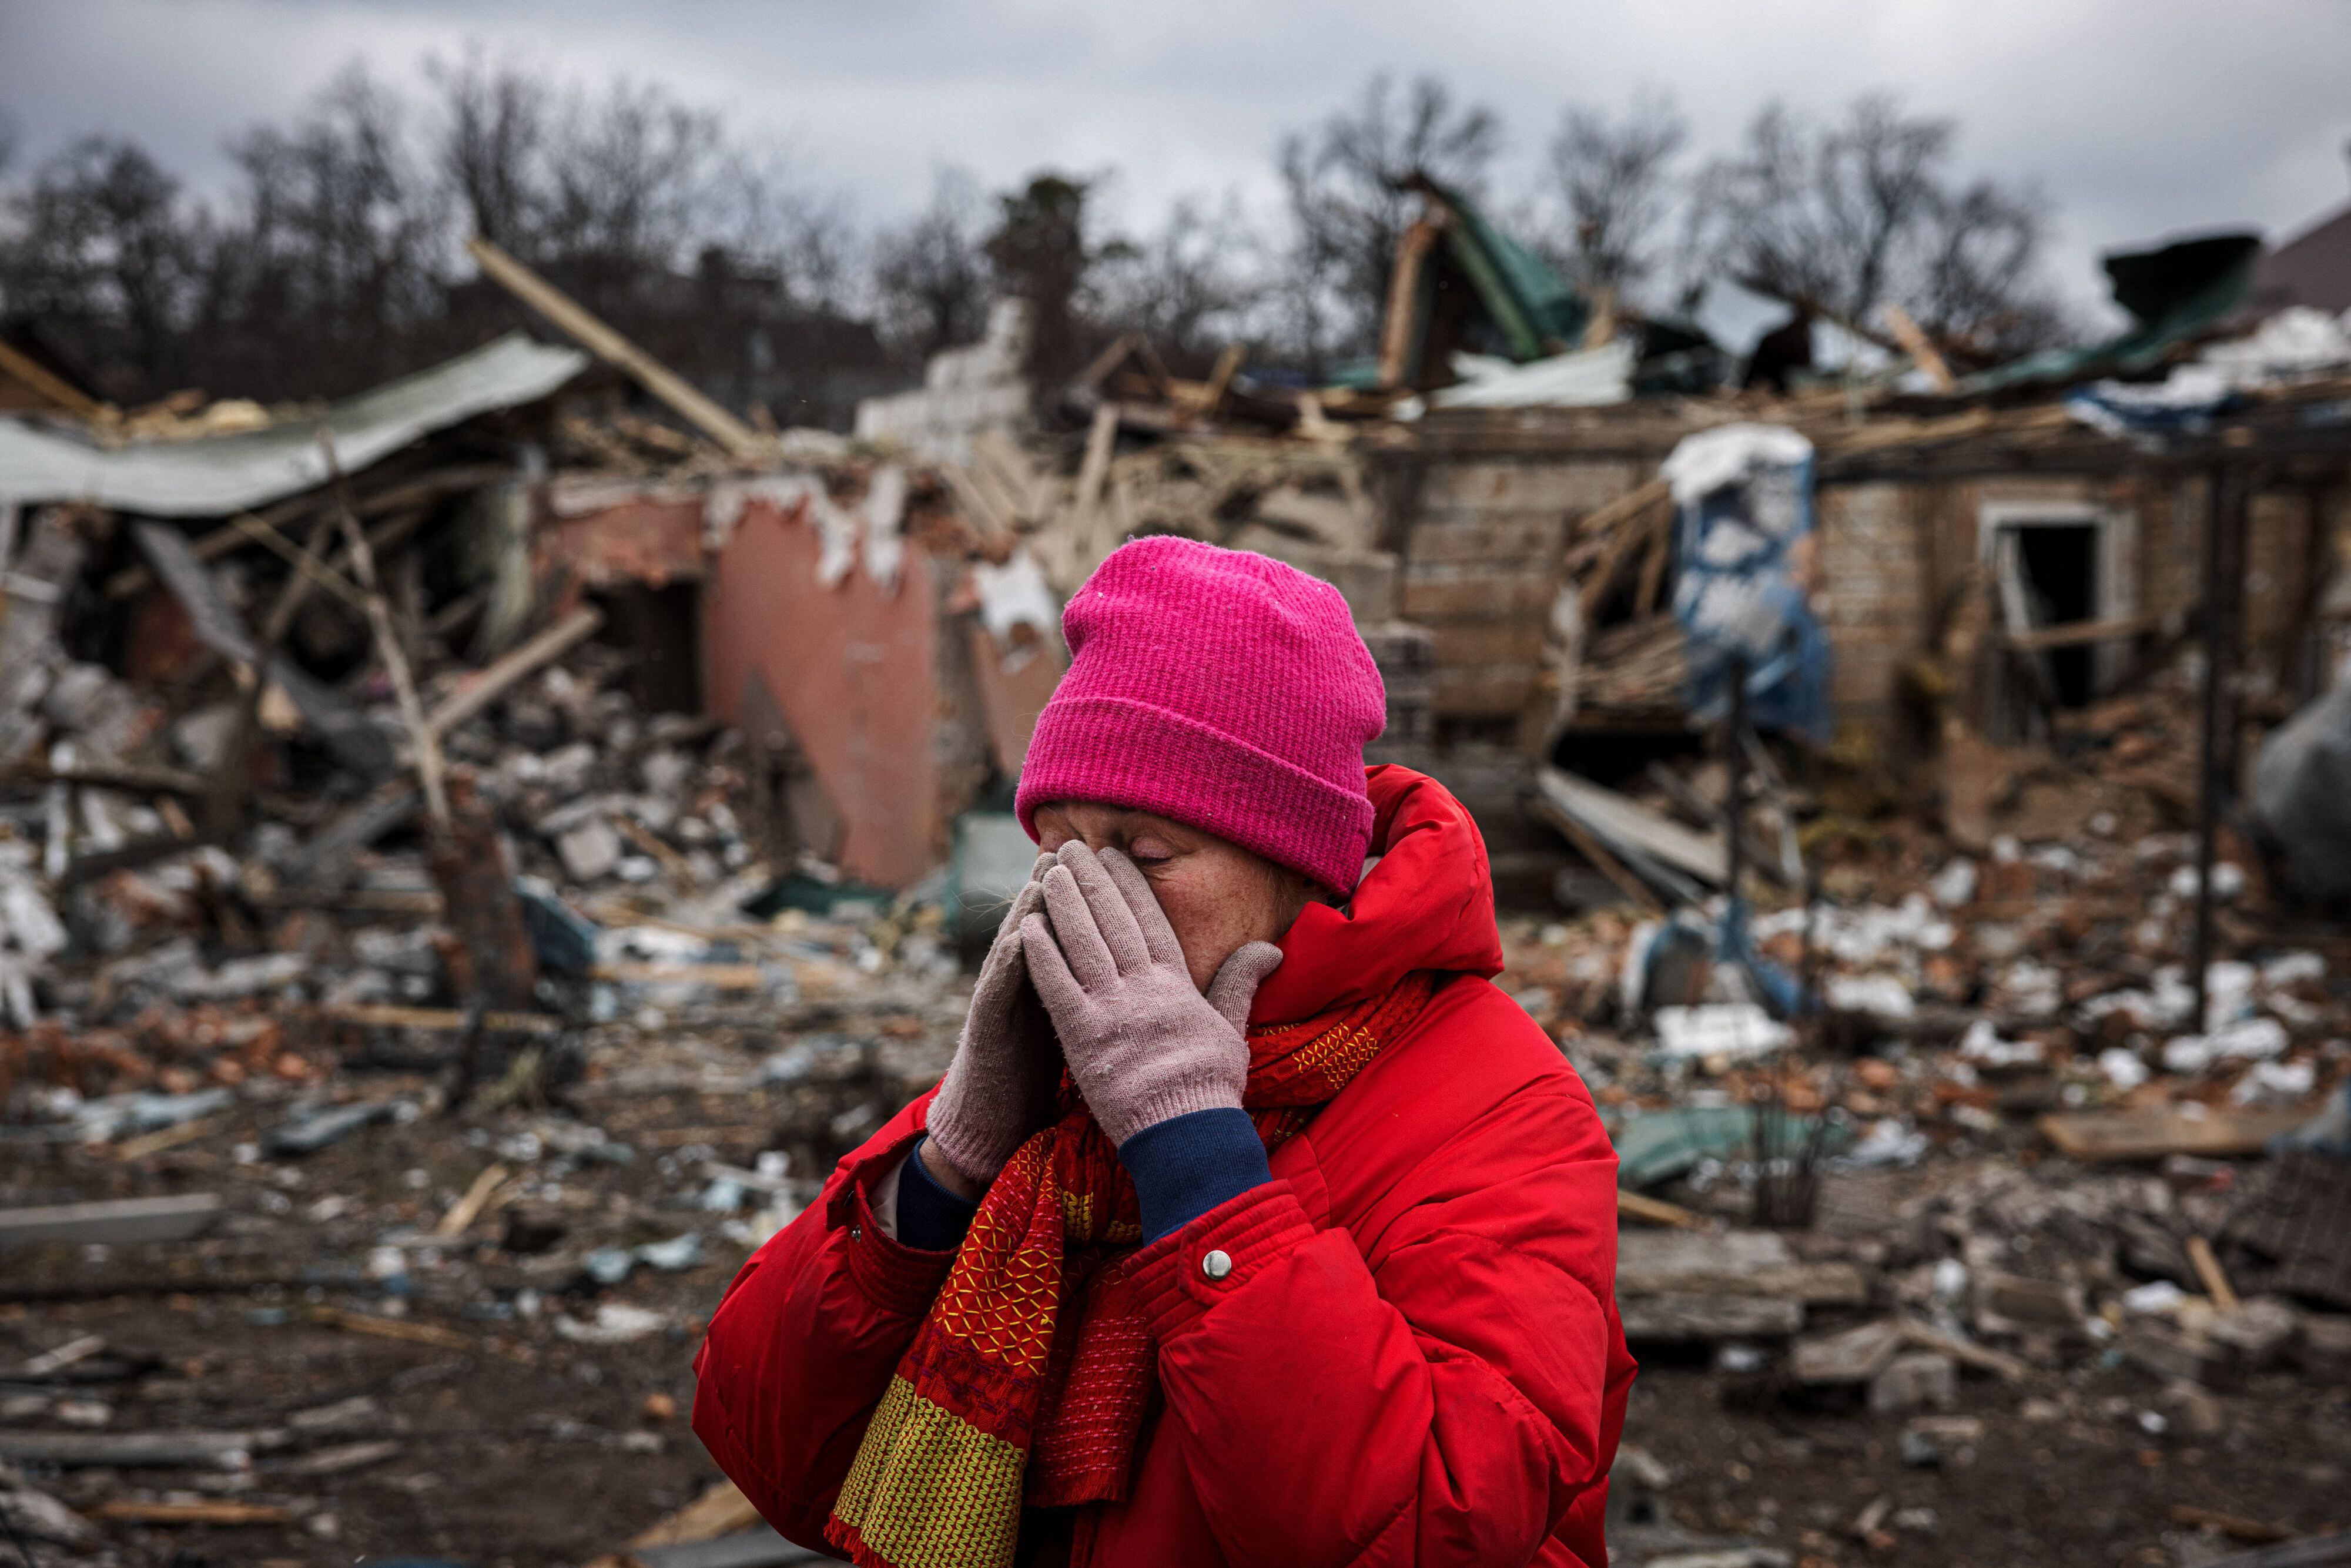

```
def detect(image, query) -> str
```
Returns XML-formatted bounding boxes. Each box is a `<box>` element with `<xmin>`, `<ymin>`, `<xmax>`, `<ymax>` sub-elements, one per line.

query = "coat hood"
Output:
<box><xmin>1250</xmin><ymin>765</ymin><xmax>1503</xmax><ymax>1028</ymax></box>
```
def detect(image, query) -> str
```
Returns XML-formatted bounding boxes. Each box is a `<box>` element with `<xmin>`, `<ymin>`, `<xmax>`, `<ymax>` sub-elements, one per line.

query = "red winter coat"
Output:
<box><xmin>694</xmin><ymin>766</ymin><xmax>1634</xmax><ymax>1566</ymax></box>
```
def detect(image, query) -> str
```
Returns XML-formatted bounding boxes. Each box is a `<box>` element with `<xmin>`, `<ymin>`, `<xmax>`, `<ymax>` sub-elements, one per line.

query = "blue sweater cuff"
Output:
<box><xmin>895</xmin><ymin>1137</ymin><xmax>980</xmax><ymax>1251</ymax></box>
<box><xmin>1120</xmin><ymin>1108</ymin><xmax>1272</xmax><ymax>1244</ymax></box>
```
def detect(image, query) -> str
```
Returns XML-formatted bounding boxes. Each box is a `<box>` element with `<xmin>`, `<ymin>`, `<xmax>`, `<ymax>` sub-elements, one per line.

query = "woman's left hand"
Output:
<box><xmin>1020</xmin><ymin>841</ymin><xmax>1282</xmax><ymax>1147</ymax></box>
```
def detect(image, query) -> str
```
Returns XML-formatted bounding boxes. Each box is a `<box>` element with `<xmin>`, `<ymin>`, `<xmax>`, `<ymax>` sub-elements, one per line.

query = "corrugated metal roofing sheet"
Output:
<box><xmin>0</xmin><ymin>332</ymin><xmax>588</xmax><ymax>516</ymax></box>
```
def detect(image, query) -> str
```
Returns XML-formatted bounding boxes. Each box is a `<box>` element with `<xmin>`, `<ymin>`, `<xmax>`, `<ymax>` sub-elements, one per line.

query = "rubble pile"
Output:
<box><xmin>2</xmin><ymin>225</ymin><xmax>2349</xmax><ymax>1568</ymax></box>
<box><xmin>1495</xmin><ymin>773</ymin><xmax>2351</xmax><ymax>1565</ymax></box>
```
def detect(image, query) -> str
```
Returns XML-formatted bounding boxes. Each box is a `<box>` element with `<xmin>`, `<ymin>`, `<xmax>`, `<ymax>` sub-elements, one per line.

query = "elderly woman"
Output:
<box><xmin>694</xmin><ymin>538</ymin><xmax>1632</xmax><ymax>1568</ymax></box>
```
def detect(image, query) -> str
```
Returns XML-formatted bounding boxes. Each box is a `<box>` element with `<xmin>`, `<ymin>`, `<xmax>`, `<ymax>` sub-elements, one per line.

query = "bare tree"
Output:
<box><xmin>986</xmin><ymin>172</ymin><xmax>1104</xmax><ymax>395</ymax></box>
<box><xmin>0</xmin><ymin>136</ymin><xmax>203</xmax><ymax>393</ymax></box>
<box><xmin>1545</xmin><ymin>93</ymin><xmax>1687</xmax><ymax>308</ymax></box>
<box><xmin>1092</xmin><ymin>194</ymin><xmax>1266</xmax><ymax>371</ymax></box>
<box><xmin>1913</xmin><ymin>178</ymin><xmax>2063</xmax><ymax>357</ymax></box>
<box><xmin>427</xmin><ymin>46</ymin><xmax>553</xmax><ymax>253</ymax></box>
<box><xmin>872</xmin><ymin>167</ymin><xmax>992</xmax><ymax>361</ymax></box>
<box><xmin>222</xmin><ymin>64</ymin><xmax>446</xmax><ymax>393</ymax></box>
<box><xmin>1277</xmin><ymin>75</ymin><xmax>1501</xmax><ymax>369</ymax></box>
<box><xmin>1689</xmin><ymin>95</ymin><xmax>2059</xmax><ymax>354</ymax></box>
<box><xmin>537</xmin><ymin>79</ymin><xmax>726</xmax><ymax>306</ymax></box>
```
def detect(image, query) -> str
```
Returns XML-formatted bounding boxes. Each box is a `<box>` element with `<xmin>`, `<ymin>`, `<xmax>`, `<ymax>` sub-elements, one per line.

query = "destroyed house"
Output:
<box><xmin>0</xmin><ymin>320</ymin><xmax>1051</xmax><ymax>934</ymax></box>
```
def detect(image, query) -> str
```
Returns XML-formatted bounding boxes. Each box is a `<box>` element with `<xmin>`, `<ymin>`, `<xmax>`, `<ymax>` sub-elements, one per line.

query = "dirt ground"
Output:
<box><xmin>5</xmin><ymin>932</ymin><xmax>2347</xmax><ymax>1568</ymax></box>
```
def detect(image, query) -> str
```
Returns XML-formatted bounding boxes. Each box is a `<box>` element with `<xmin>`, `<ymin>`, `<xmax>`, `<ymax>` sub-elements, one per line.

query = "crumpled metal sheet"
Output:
<box><xmin>0</xmin><ymin>332</ymin><xmax>587</xmax><ymax>516</ymax></box>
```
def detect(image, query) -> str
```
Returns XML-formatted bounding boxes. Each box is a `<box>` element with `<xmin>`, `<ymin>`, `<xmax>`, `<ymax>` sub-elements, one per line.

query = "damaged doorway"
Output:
<box><xmin>593</xmin><ymin>582</ymin><xmax>702</xmax><ymax>715</ymax></box>
<box><xmin>1980</xmin><ymin>500</ymin><xmax>2134</xmax><ymax>738</ymax></box>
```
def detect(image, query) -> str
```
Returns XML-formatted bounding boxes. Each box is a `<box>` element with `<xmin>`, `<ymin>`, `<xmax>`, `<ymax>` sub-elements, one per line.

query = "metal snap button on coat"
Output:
<box><xmin>1200</xmin><ymin>1249</ymin><xmax>1233</xmax><ymax>1281</ymax></box>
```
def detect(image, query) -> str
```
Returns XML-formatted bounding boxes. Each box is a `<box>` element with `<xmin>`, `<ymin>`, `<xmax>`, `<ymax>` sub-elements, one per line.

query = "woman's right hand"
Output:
<box><xmin>919</xmin><ymin>853</ymin><xmax>1059</xmax><ymax>1195</ymax></box>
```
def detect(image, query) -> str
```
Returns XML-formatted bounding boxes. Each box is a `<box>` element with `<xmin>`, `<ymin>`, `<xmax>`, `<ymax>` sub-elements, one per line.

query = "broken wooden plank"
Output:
<box><xmin>1071</xmin><ymin>403</ymin><xmax>1118</xmax><ymax>554</ymax></box>
<box><xmin>1377</xmin><ymin>217</ymin><xmax>1444</xmax><ymax>387</ymax></box>
<box><xmin>280</xmin><ymin>784</ymin><xmax>423</xmax><ymax>888</ymax></box>
<box><xmin>2192</xmin><ymin>1529</ymin><xmax>2351</xmax><ymax>1568</ymax></box>
<box><xmin>468</xmin><ymin>237</ymin><xmax>770</xmax><ymax>463</ymax></box>
<box><xmin>103</xmin><ymin>467</ymin><xmax>470</xmax><ymax>600</ymax></box>
<box><xmin>2039</xmin><ymin>1107</ymin><xmax>2313</xmax><ymax>1162</ymax></box>
<box><xmin>937</xmin><ymin>461</ymin><xmax>1014</xmax><ymax>538</ymax></box>
<box><xmin>16</xmin><ymin>1336</ymin><xmax>106</xmax><ymax>1379</ymax></box>
<box><xmin>1616</xmin><ymin>1189</ymin><xmax>1708</xmax><ymax>1229</ymax></box>
<box><xmin>589</xmin><ymin>961</ymin><xmax>768</xmax><ymax>990</ymax></box>
<box><xmin>0</xmin><ymin>1428</ymin><xmax>286</xmax><ymax>1469</ymax></box>
<box><xmin>2169</xmin><ymin>1506</ymin><xmax>2295</xmax><ymax>1546</ymax></box>
<box><xmin>132</xmin><ymin>520</ymin><xmax>396</xmax><ymax>782</ymax></box>
<box><xmin>1570</xmin><ymin>477</ymin><xmax>1672</xmax><ymax>542</ymax></box>
<box><xmin>1897</xmin><ymin>1319</ymin><xmax>2031</xmax><ymax>1383</ymax></box>
<box><xmin>1618</xmin><ymin>1227</ymin><xmax>1797</xmax><ymax>1282</ymax></box>
<box><xmin>1529</xmin><ymin>786</ymin><xmax>1665</xmax><ymax>913</ymax></box>
<box><xmin>2001</xmin><ymin>611</ymin><xmax>2156</xmax><ymax>654</ymax></box>
<box><xmin>1878</xmin><ymin>303</ymin><xmax>1956</xmax><ymax>393</ymax></box>
<box><xmin>423</xmin><ymin>605</ymin><xmax>603</xmax><ymax>740</ymax></box>
<box><xmin>1791</xmin><ymin>1318</ymin><xmax>1907</xmax><ymax>1385</ymax></box>
<box><xmin>115</xmin><ymin>1114</ymin><xmax>231</xmax><ymax>1163</ymax></box>
<box><xmin>2189</xmin><ymin>1234</ymin><xmax>2241</xmax><ymax>1313</ymax></box>
<box><xmin>1536</xmin><ymin>766</ymin><xmax>1728</xmax><ymax>887</ymax></box>
<box><xmin>317</xmin><ymin>1003</ymin><xmax>562</xmax><ymax>1035</ymax></box>
<box><xmin>306</xmin><ymin>1305</ymin><xmax>475</xmax><ymax>1352</ymax></box>
<box><xmin>327</xmin><ymin>458</ymin><xmax>447</xmax><ymax>827</ymax></box>
<box><xmin>631</xmin><ymin>1479</ymin><xmax>765</xmax><ymax>1549</ymax></box>
<box><xmin>435</xmin><ymin>1162</ymin><xmax>513</xmax><ymax>1238</ymax></box>
<box><xmin>1616</xmin><ymin>1230</ymin><xmax>1867</xmax><ymax>1304</ymax></box>
<box><xmin>0</xmin><ymin>336</ymin><xmax>108</xmax><ymax>418</ymax></box>
<box><xmin>1617</xmin><ymin>1293</ymin><xmax>1804</xmax><ymax>1341</ymax></box>
<box><xmin>92</xmin><ymin>1500</ymin><xmax>295</xmax><ymax>1526</ymax></box>
<box><xmin>9</xmin><ymin>758</ymin><xmax>210</xmax><ymax>798</ymax></box>
<box><xmin>280</xmin><ymin>1439</ymin><xmax>403</xmax><ymax>1477</ymax></box>
<box><xmin>227</xmin><ymin>511</ymin><xmax>369</xmax><ymax>615</ymax></box>
<box><xmin>0</xmin><ymin>1194</ymin><xmax>222</xmax><ymax>1251</ymax></box>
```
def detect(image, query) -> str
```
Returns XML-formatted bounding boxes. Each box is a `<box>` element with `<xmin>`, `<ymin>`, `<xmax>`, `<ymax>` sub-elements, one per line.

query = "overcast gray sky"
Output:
<box><xmin>6</xmin><ymin>0</ymin><xmax>2350</xmax><ymax>323</ymax></box>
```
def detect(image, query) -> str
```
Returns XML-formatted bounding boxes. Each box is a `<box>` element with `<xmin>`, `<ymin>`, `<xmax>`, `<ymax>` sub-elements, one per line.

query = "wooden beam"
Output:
<box><xmin>467</xmin><ymin>236</ymin><xmax>771</xmax><ymax>463</ymax></box>
<box><xmin>1528</xmin><ymin>790</ymin><xmax>1665</xmax><ymax>913</ymax></box>
<box><xmin>1571</xmin><ymin>477</ymin><xmax>1672</xmax><ymax>543</ymax></box>
<box><xmin>1071</xmin><ymin>403</ymin><xmax>1118</xmax><ymax>556</ymax></box>
<box><xmin>0</xmin><ymin>337</ymin><xmax>107</xmax><ymax>418</ymax></box>
<box><xmin>1200</xmin><ymin>344</ymin><xmax>1245</xmax><ymax>420</ymax></box>
<box><xmin>319</xmin><ymin>1003</ymin><xmax>562</xmax><ymax>1034</ymax></box>
<box><xmin>2187</xmin><ymin>1234</ymin><xmax>2240</xmax><ymax>1313</ymax></box>
<box><xmin>0</xmin><ymin>1194</ymin><xmax>222</xmax><ymax>1249</ymax></box>
<box><xmin>330</xmin><ymin>475</ymin><xmax>447</xmax><ymax>827</ymax></box>
<box><xmin>105</xmin><ymin>464</ymin><xmax>503</xmax><ymax>600</ymax></box>
<box><xmin>1878</xmin><ymin>302</ymin><xmax>1956</xmax><ymax>393</ymax></box>
<box><xmin>1617</xmin><ymin>1189</ymin><xmax>1708</xmax><ymax>1229</ymax></box>
<box><xmin>1376</xmin><ymin>216</ymin><xmax>1444</xmax><ymax>388</ymax></box>
<box><xmin>2001</xmin><ymin>611</ymin><xmax>2156</xmax><ymax>653</ymax></box>
<box><xmin>423</xmin><ymin>605</ymin><xmax>602</xmax><ymax>741</ymax></box>
<box><xmin>227</xmin><ymin>511</ymin><xmax>369</xmax><ymax>615</ymax></box>
<box><xmin>93</xmin><ymin>1501</ymin><xmax>296</xmax><ymax>1527</ymax></box>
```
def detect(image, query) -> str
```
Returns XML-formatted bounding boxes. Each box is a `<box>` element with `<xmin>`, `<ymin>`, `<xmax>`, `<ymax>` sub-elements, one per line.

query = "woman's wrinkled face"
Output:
<box><xmin>1032</xmin><ymin>802</ymin><xmax>1311</xmax><ymax>993</ymax></box>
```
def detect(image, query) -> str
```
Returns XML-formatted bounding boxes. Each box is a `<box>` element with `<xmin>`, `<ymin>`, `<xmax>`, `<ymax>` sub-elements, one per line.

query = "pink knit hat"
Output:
<box><xmin>1015</xmin><ymin>536</ymin><xmax>1386</xmax><ymax>893</ymax></box>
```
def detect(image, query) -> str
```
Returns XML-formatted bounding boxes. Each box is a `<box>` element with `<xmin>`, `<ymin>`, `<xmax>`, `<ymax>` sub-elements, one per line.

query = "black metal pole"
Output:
<box><xmin>1724</xmin><ymin>653</ymin><xmax>1749</xmax><ymax>906</ymax></box>
<box><xmin>2191</xmin><ymin>464</ymin><xmax>2244</xmax><ymax>1036</ymax></box>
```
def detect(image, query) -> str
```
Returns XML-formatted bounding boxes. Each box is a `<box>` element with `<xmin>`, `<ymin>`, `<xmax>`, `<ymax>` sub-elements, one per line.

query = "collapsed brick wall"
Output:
<box><xmin>1382</xmin><ymin>419</ymin><xmax>2345</xmax><ymax>751</ymax></box>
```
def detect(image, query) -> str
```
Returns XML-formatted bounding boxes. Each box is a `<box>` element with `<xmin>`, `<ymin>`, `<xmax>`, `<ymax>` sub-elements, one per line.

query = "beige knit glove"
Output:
<box><xmin>924</xmin><ymin>854</ymin><xmax>1060</xmax><ymax>1185</ymax></box>
<box><xmin>1020</xmin><ymin>842</ymin><xmax>1284</xmax><ymax>1147</ymax></box>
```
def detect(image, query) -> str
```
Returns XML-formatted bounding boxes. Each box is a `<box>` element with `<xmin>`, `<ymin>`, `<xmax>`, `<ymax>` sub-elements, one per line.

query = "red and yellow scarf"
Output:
<box><xmin>825</xmin><ymin>971</ymin><xmax>1438</xmax><ymax>1568</ymax></box>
